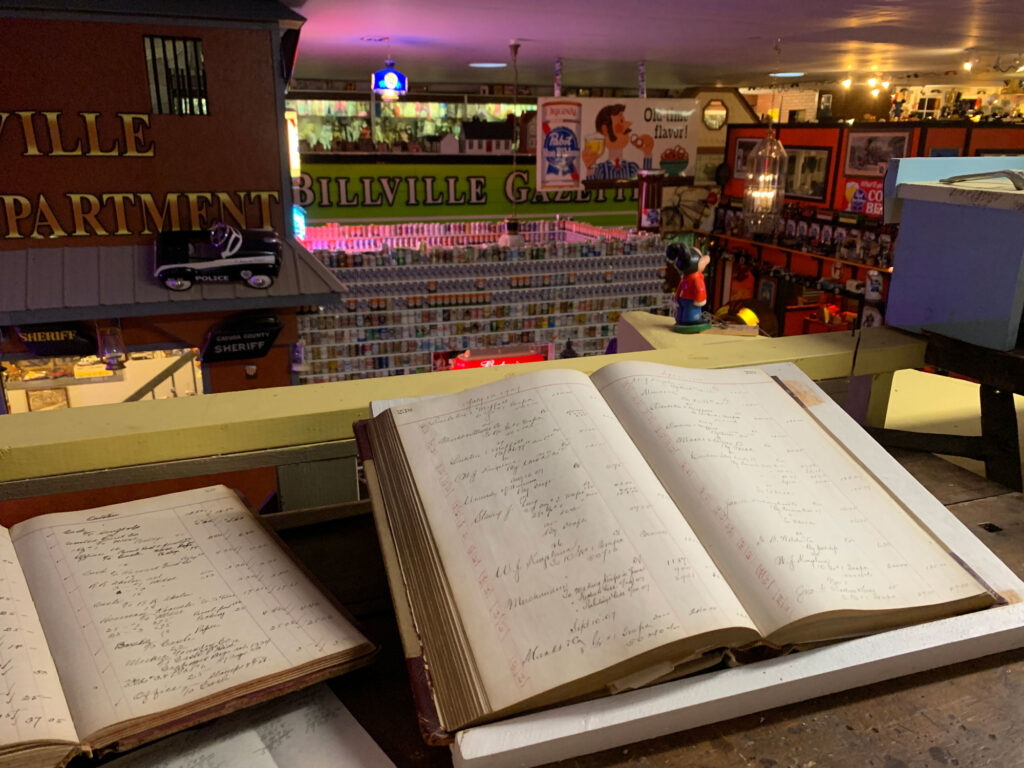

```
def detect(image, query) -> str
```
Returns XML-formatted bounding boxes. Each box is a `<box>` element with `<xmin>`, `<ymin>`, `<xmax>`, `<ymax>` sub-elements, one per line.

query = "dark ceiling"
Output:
<box><xmin>284</xmin><ymin>0</ymin><xmax>1024</xmax><ymax>91</ymax></box>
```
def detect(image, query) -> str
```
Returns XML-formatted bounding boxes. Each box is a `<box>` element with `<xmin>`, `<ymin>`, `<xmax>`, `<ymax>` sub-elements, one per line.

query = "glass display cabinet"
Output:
<box><xmin>287</xmin><ymin>94</ymin><xmax>536</xmax><ymax>153</ymax></box>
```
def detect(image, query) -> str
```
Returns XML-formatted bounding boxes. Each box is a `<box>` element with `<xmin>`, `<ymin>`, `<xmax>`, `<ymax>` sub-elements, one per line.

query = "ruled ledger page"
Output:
<box><xmin>0</xmin><ymin>528</ymin><xmax>78</xmax><ymax>747</ymax></box>
<box><xmin>10</xmin><ymin>486</ymin><xmax>367</xmax><ymax>739</ymax></box>
<box><xmin>592</xmin><ymin>361</ymin><xmax>990</xmax><ymax>640</ymax></box>
<box><xmin>388</xmin><ymin>368</ymin><xmax>758</xmax><ymax>713</ymax></box>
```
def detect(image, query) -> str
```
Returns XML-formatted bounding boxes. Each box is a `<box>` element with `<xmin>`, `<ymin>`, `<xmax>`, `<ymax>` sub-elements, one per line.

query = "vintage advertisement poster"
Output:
<box><xmin>843</xmin><ymin>178</ymin><xmax>884</xmax><ymax>217</ymax></box>
<box><xmin>535</xmin><ymin>98</ymin><xmax>697</xmax><ymax>191</ymax></box>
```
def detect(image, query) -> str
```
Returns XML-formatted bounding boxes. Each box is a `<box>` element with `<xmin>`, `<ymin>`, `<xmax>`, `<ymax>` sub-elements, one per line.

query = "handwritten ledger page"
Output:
<box><xmin>0</xmin><ymin>528</ymin><xmax>77</xmax><ymax>748</ymax></box>
<box><xmin>593</xmin><ymin>361</ymin><xmax>988</xmax><ymax>640</ymax></box>
<box><xmin>388</xmin><ymin>368</ymin><xmax>759</xmax><ymax>714</ymax></box>
<box><xmin>9</xmin><ymin>485</ymin><xmax>368</xmax><ymax>741</ymax></box>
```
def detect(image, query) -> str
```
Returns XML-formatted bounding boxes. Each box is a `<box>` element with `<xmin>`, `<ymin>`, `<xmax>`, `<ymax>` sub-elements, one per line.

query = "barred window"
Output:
<box><xmin>144</xmin><ymin>36</ymin><xmax>208</xmax><ymax>115</ymax></box>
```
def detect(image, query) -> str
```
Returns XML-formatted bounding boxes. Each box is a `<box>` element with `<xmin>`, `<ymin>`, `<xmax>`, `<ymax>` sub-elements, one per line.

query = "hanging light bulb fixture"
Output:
<box><xmin>371</xmin><ymin>37</ymin><xmax>408</xmax><ymax>102</ymax></box>
<box><xmin>742</xmin><ymin>126</ymin><xmax>787</xmax><ymax>236</ymax></box>
<box><xmin>743</xmin><ymin>39</ymin><xmax>788</xmax><ymax>238</ymax></box>
<box><xmin>498</xmin><ymin>39</ymin><xmax>526</xmax><ymax>248</ymax></box>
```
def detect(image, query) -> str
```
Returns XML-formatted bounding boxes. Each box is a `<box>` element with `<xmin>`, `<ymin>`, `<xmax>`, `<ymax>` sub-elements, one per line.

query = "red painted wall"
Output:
<box><xmin>725</xmin><ymin>122</ymin><xmax>1024</xmax><ymax>220</ymax></box>
<box><xmin>920</xmin><ymin>126</ymin><xmax>967</xmax><ymax>156</ymax></box>
<box><xmin>968</xmin><ymin>125</ymin><xmax>1024</xmax><ymax>155</ymax></box>
<box><xmin>1</xmin><ymin>17</ymin><xmax>285</xmax><ymax>248</ymax></box>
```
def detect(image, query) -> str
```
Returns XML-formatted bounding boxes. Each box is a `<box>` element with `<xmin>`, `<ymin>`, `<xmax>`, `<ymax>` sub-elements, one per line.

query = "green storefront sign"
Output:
<box><xmin>293</xmin><ymin>160</ymin><xmax>638</xmax><ymax>226</ymax></box>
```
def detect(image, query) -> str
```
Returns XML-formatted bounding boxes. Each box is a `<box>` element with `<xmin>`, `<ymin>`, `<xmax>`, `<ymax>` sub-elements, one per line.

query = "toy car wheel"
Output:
<box><xmin>163</xmin><ymin>275</ymin><xmax>192</xmax><ymax>291</ymax></box>
<box><xmin>246</xmin><ymin>274</ymin><xmax>273</xmax><ymax>289</ymax></box>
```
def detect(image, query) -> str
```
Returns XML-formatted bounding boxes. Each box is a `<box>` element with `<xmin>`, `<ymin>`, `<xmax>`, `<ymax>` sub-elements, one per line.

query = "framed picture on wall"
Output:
<box><xmin>929</xmin><ymin>147</ymin><xmax>960</xmax><ymax>157</ymax></box>
<box><xmin>757</xmin><ymin>276</ymin><xmax>777</xmax><ymax>307</ymax></box>
<box><xmin>975</xmin><ymin>149</ymin><xmax>1018</xmax><ymax>156</ymax></box>
<box><xmin>694</xmin><ymin>152</ymin><xmax>722</xmax><ymax>186</ymax></box>
<box><xmin>844</xmin><ymin>130</ymin><xmax>912</xmax><ymax>178</ymax></box>
<box><xmin>733</xmin><ymin>137</ymin><xmax>761</xmax><ymax>179</ymax></box>
<box><xmin>784</xmin><ymin>146</ymin><xmax>832</xmax><ymax>201</ymax></box>
<box><xmin>26</xmin><ymin>387</ymin><xmax>69</xmax><ymax>412</ymax></box>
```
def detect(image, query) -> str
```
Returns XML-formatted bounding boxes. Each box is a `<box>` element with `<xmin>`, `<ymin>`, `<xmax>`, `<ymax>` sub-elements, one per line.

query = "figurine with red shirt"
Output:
<box><xmin>666</xmin><ymin>242</ymin><xmax>712</xmax><ymax>333</ymax></box>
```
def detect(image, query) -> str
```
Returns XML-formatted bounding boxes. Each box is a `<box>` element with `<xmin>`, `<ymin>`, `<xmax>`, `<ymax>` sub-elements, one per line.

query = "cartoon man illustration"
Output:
<box><xmin>583</xmin><ymin>104</ymin><xmax>654</xmax><ymax>179</ymax></box>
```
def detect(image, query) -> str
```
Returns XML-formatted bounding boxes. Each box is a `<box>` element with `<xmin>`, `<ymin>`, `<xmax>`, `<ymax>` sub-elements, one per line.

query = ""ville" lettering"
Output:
<box><xmin>0</xmin><ymin>111</ymin><xmax>154</xmax><ymax>157</ymax></box>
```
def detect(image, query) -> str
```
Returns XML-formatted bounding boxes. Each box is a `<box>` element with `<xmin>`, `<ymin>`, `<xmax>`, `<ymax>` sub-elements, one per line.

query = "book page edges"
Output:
<box><xmin>363</xmin><ymin>458</ymin><xmax>452</xmax><ymax>746</ymax></box>
<box><xmin>0</xmin><ymin>742</ymin><xmax>80</xmax><ymax>768</ymax></box>
<box><xmin>79</xmin><ymin>656</ymin><xmax>371</xmax><ymax>757</ymax></box>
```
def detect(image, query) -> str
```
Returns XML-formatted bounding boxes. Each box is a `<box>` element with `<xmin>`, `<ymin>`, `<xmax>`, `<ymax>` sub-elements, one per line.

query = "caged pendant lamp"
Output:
<box><xmin>742</xmin><ymin>125</ymin><xmax>787</xmax><ymax>236</ymax></box>
<box><xmin>743</xmin><ymin>37</ymin><xmax>788</xmax><ymax>237</ymax></box>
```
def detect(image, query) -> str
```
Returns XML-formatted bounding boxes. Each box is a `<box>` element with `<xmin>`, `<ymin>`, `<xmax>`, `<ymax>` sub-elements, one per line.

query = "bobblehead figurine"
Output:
<box><xmin>666</xmin><ymin>243</ymin><xmax>712</xmax><ymax>333</ymax></box>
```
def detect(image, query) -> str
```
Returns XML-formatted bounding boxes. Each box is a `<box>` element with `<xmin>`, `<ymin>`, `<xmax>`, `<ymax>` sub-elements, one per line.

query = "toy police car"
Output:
<box><xmin>154</xmin><ymin>223</ymin><xmax>282</xmax><ymax>291</ymax></box>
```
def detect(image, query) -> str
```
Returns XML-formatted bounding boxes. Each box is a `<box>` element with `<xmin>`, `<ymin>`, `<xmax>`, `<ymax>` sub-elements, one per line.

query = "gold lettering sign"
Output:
<box><xmin>18</xmin><ymin>330</ymin><xmax>76</xmax><ymax>342</ymax></box>
<box><xmin>0</xmin><ymin>109</ymin><xmax>281</xmax><ymax>240</ymax></box>
<box><xmin>1</xmin><ymin>110</ymin><xmax>154</xmax><ymax>157</ymax></box>
<box><xmin>0</xmin><ymin>191</ymin><xmax>280</xmax><ymax>239</ymax></box>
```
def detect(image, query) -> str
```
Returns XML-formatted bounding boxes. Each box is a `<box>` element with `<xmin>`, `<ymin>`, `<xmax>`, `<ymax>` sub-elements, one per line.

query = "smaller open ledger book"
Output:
<box><xmin>358</xmin><ymin>361</ymin><xmax>1000</xmax><ymax>741</ymax></box>
<box><xmin>0</xmin><ymin>485</ymin><xmax>375</xmax><ymax>768</ymax></box>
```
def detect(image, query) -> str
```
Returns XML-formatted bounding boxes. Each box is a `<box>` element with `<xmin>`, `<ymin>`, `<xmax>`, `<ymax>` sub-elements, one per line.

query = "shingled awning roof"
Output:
<box><xmin>0</xmin><ymin>240</ymin><xmax>344</xmax><ymax>325</ymax></box>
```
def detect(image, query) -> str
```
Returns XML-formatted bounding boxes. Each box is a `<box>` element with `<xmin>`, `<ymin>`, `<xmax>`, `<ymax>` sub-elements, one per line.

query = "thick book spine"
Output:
<box><xmin>406</xmin><ymin>656</ymin><xmax>450</xmax><ymax>745</ymax></box>
<box><xmin>353</xmin><ymin>419</ymin><xmax>375</xmax><ymax>462</ymax></box>
<box><xmin>361</xmin><ymin>434</ymin><xmax>455</xmax><ymax>746</ymax></box>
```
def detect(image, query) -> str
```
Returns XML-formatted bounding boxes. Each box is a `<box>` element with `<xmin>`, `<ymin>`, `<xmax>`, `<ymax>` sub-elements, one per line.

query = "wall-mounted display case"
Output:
<box><xmin>287</xmin><ymin>94</ymin><xmax>535</xmax><ymax>153</ymax></box>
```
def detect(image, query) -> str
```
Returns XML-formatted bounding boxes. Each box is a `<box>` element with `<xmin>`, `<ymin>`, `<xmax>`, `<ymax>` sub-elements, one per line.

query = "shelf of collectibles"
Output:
<box><xmin>286</xmin><ymin>90</ymin><xmax>534</xmax><ymax>154</ymax></box>
<box><xmin>694</xmin><ymin>199</ymin><xmax>894</xmax><ymax>338</ymax></box>
<box><xmin>713</xmin><ymin>119</ymin><xmax>1024</xmax><ymax>337</ymax></box>
<box><xmin>294</xmin><ymin>220</ymin><xmax>672</xmax><ymax>383</ymax></box>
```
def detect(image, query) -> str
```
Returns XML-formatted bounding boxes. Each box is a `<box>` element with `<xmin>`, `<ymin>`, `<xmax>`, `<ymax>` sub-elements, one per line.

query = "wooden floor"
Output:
<box><xmin>269</xmin><ymin>446</ymin><xmax>1024</xmax><ymax>768</ymax></box>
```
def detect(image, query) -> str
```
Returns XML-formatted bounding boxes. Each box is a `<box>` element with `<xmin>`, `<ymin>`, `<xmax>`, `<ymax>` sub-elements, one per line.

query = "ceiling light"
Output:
<box><xmin>867</xmin><ymin>77</ymin><xmax>878</xmax><ymax>87</ymax></box>
<box><xmin>963</xmin><ymin>59</ymin><xmax>973</xmax><ymax>71</ymax></box>
<box><xmin>372</xmin><ymin>58</ymin><xmax>408</xmax><ymax>102</ymax></box>
<box><xmin>469</xmin><ymin>62</ymin><xmax>507</xmax><ymax>68</ymax></box>
<box><xmin>1018</xmin><ymin>63</ymin><xmax>1024</xmax><ymax>73</ymax></box>
<box><xmin>881</xmin><ymin>80</ymin><xmax>891</xmax><ymax>88</ymax></box>
<box><xmin>871</xmin><ymin>88</ymin><xmax>880</xmax><ymax>97</ymax></box>
<box><xmin>768</xmin><ymin>71</ymin><xmax>803</xmax><ymax>77</ymax></box>
<box><xmin>841</xmin><ymin>78</ymin><xmax>852</xmax><ymax>88</ymax></box>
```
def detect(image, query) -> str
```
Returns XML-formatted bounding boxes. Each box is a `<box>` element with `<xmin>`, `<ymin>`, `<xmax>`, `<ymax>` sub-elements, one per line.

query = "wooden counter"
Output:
<box><xmin>0</xmin><ymin>322</ymin><xmax>925</xmax><ymax>490</ymax></box>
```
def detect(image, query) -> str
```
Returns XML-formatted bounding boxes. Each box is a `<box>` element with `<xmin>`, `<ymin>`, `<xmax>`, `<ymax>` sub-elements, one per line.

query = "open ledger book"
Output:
<box><xmin>0</xmin><ymin>485</ymin><xmax>375</xmax><ymax>768</ymax></box>
<box><xmin>361</xmin><ymin>361</ymin><xmax>998</xmax><ymax>739</ymax></box>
